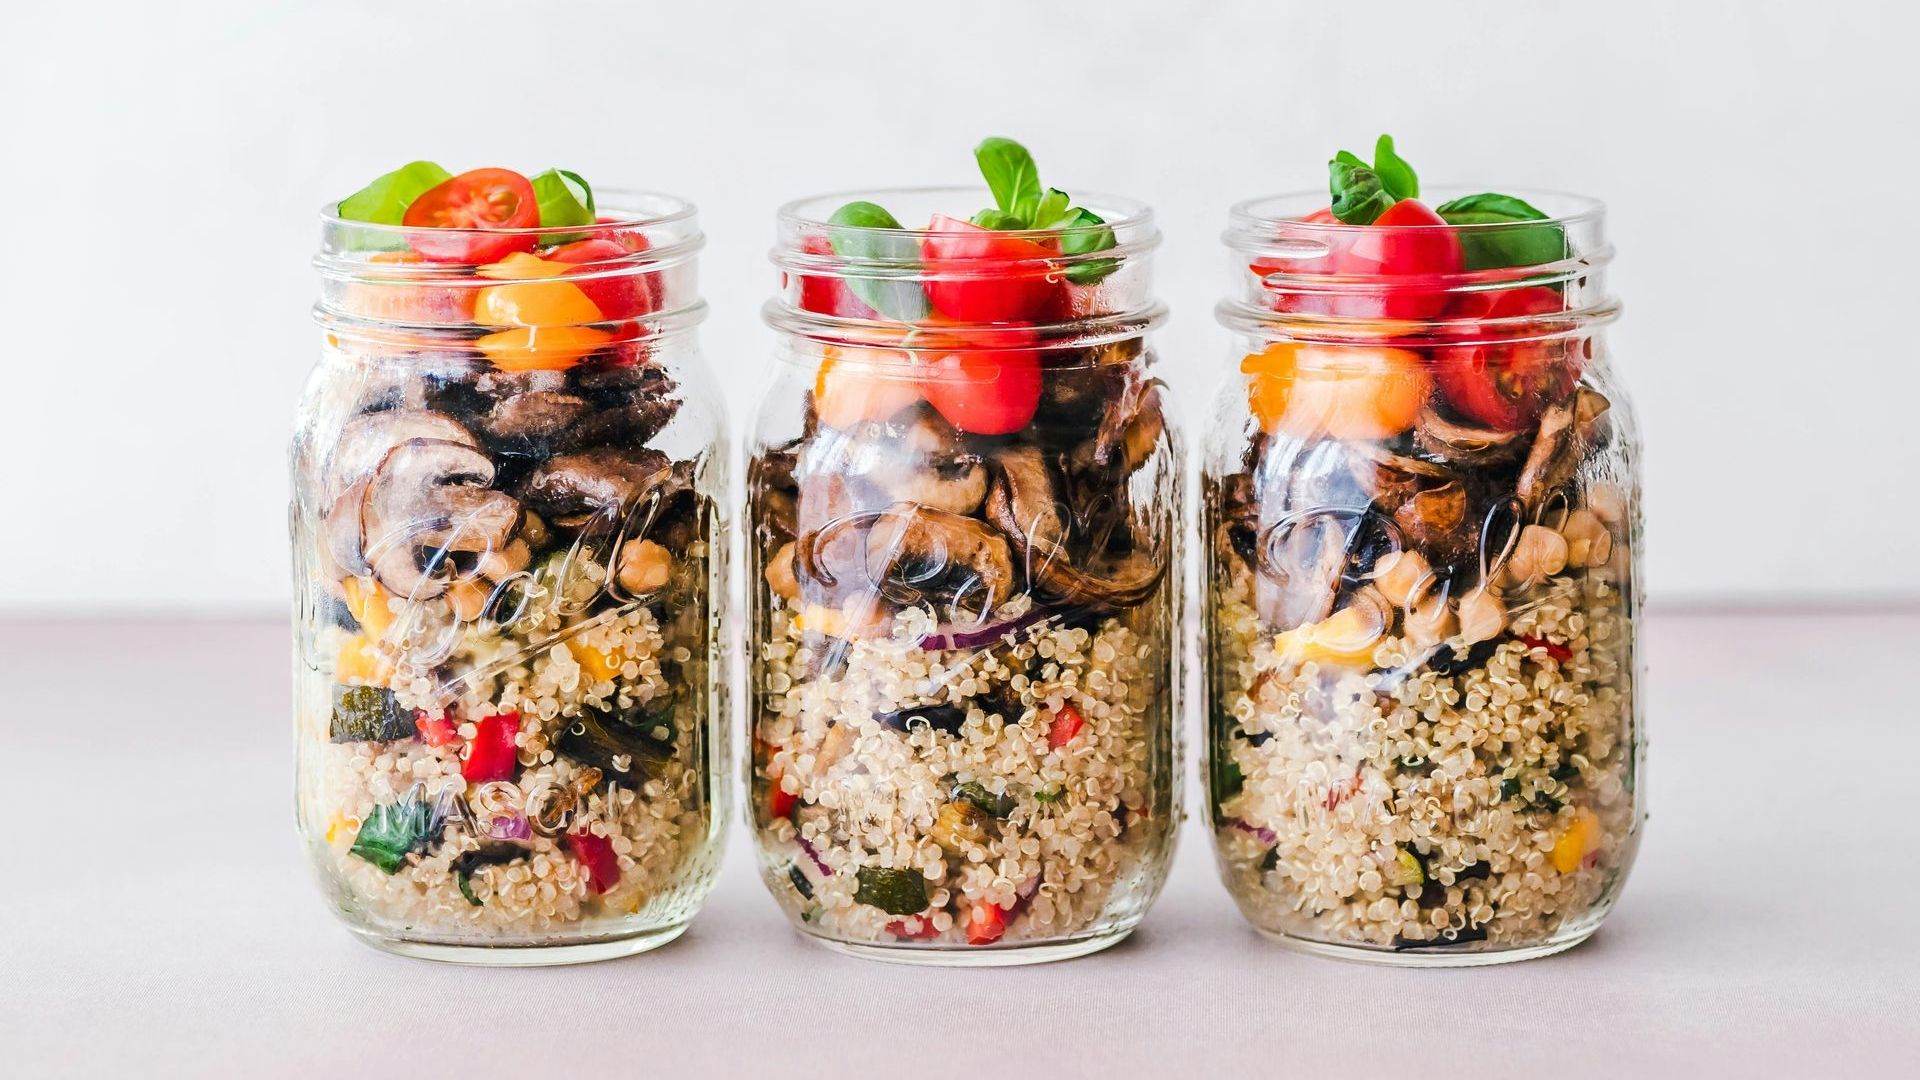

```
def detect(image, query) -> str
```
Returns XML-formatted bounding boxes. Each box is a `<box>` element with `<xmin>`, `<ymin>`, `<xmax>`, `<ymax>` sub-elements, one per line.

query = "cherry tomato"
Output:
<box><xmin>1242</xmin><ymin>341</ymin><xmax>1429</xmax><ymax>441</ymax></box>
<box><xmin>474</xmin><ymin>278</ymin><xmax>604</xmax><ymax>328</ymax></box>
<box><xmin>545</xmin><ymin>237</ymin><xmax>657</xmax><ymax>320</ymax></box>
<box><xmin>403</xmin><ymin>168</ymin><xmax>540</xmax><ymax>263</ymax></box>
<box><xmin>341</xmin><ymin>250</ymin><xmax>476</xmax><ymax>324</ymax></box>
<box><xmin>474</xmin><ymin>326</ymin><xmax>612</xmax><ymax>372</ymax></box>
<box><xmin>566</xmin><ymin>830</ymin><xmax>621</xmax><ymax>894</ymax></box>
<box><xmin>920</xmin><ymin>214</ymin><xmax>1057</xmax><ymax>323</ymax></box>
<box><xmin>812</xmin><ymin>346</ymin><xmax>922</xmax><ymax>429</ymax></box>
<box><xmin>966</xmin><ymin>899</ymin><xmax>1008</xmax><ymax>945</ymax></box>
<box><xmin>1047</xmin><ymin>704</ymin><xmax>1086</xmax><ymax>749</ymax></box>
<box><xmin>1434</xmin><ymin>287</ymin><xmax>1578</xmax><ymax>430</ymax></box>
<box><xmin>793</xmin><ymin>234</ymin><xmax>878</xmax><ymax>319</ymax></box>
<box><xmin>914</xmin><ymin>326</ymin><xmax>1042</xmax><ymax>435</ymax></box>
<box><xmin>1272</xmin><ymin>198</ymin><xmax>1464</xmax><ymax>322</ymax></box>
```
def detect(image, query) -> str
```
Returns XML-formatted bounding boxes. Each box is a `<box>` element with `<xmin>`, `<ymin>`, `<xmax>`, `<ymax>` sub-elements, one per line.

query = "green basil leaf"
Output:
<box><xmin>827</xmin><ymin>200</ymin><xmax>931</xmax><ymax>321</ymax></box>
<box><xmin>1436</xmin><ymin>192</ymin><xmax>1567</xmax><ymax>270</ymax></box>
<box><xmin>1056</xmin><ymin>206</ymin><xmax>1119</xmax><ymax>285</ymax></box>
<box><xmin>970</xmin><ymin>208</ymin><xmax>1027</xmax><ymax>230</ymax></box>
<box><xmin>1033</xmin><ymin>188</ymin><xmax>1071</xmax><ymax>231</ymax></box>
<box><xmin>531</xmin><ymin>168</ymin><xmax>596</xmax><ymax>242</ymax></box>
<box><xmin>336</xmin><ymin>161</ymin><xmax>451</xmax><ymax>250</ymax></box>
<box><xmin>974</xmin><ymin>137</ymin><xmax>1042</xmax><ymax>221</ymax></box>
<box><xmin>1329</xmin><ymin>159</ymin><xmax>1395</xmax><ymax>225</ymax></box>
<box><xmin>1372</xmin><ymin>134</ymin><xmax>1419</xmax><ymax>201</ymax></box>
<box><xmin>1334</xmin><ymin>150</ymin><xmax>1367</xmax><ymax>169</ymax></box>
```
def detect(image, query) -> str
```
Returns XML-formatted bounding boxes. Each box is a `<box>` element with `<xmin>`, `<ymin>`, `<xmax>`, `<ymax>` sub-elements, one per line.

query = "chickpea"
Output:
<box><xmin>1459</xmin><ymin>585</ymin><xmax>1507</xmax><ymax>645</ymax></box>
<box><xmin>616</xmin><ymin>539</ymin><xmax>673</xmax><ymax>595</ymax></box>
<box><xmin>1403</xmin><ymin>586</ymin><xmax>1458</xmax><ymax>648</ymax></box>
<box><xmin>1372</xmin><ymin>549</ymin><xmax>1434</xmax><ymax>609</ymax></box>
<box><xmin>1505</xmin><ymin>524</ymin><xmax>1570</xmax><ymax>586</ymax></box>
<box><xmin>765</xmin><ymin>541</ymin><xmax>801</xmax><ymax>603</ymax></box>
<box><xmin>1560</xmin><ymin>509</ymin><xmax>1614</xmax><ymax>569</ymax></box>
<box><xmin>447</xmin><ymin>578</ymin><xmax>490</xmax><ymax>622</ymax></box>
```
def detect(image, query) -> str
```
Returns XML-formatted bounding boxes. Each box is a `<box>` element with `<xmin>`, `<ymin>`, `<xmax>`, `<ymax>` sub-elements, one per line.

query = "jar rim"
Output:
<box><xmin>775</xmin><ymin>185</ymin><xmax>1155</xmax><ymax>243</ymax></box>
<box><xmin>318</xmin><ymin>187</ymin><xmax>697</xmax><ymax>243</ymax></box>
<box><xmin>1226</xmin><ymin>186</ymin><xmax>1605</xmax><ymax>237</ymax></box>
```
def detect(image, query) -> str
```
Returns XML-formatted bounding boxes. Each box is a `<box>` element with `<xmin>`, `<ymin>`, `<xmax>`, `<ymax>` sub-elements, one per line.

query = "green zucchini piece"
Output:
<box><xmin>348</xmin><ymin>798</ymin><xmax>435</xmax><ymax>874</ymax></box>
<box><xmin>329</xmin><ymin>684</ymin><xmax>411</xmax><ymax>743</ymax></box>
<box><xmin>853</xmin><ymin>866</ymin><xmax>929</xmax><ymax>915</ymax></box>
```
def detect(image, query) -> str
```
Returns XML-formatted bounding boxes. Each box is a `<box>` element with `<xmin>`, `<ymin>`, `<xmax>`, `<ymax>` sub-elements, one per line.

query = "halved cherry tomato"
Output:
<box><xmin>474</xmin><ymin>326</ymin><xmax>612</xmax><ymax>372</ymax></box>
<box><xmin>1271</xmin><ymin>198</ymin><xmax>1463</xmax><ymax>322</ymax></box>
<box><xmin>914</xmin><ymin>326</ymin><xmax>1042</xmax><ymax>435</ymax></box>
<box><xmin>403</xmin><ymin>168</ymin><xmax>540</xmax><ymax>263</ymax></box>
<box><xmin>474</xmin><ymin>278</ymin><xmax>604</xmax><ymax>328</ymax></box>
<box><xmin>966</xmin><ymin>899</ymin><xmax>1008</xmax><ymax>945</ymax></box>
<box><xmin>813</xmin><ymin>345</ymin><xmax>921</xmax><ymax>429</ymax></box>
<box><xmin>921</xmin><ymin>214</ymin><xmax>1057</xmax><ymax>323</ymax></box>
<box><xmin>415</xmin><ymin>713</ymin><xmax>458</xmax><ymax>747</ymax></box>
<box><xmin>340</xmin><ymin>250</ymin><xmax>477</xmax><ymax>324</ymax></box>
<box><xmin>461</xmin><ymin>711</ymin><xmax>521</xmax><ymax>783</ymax></box>
<box><xmin>1434</xmin><ymin>287</ymin><xmax>1578</xmax><ymax>430</ymax></box>
<box><xmin>545</xmin><ymin>237</ymin><xmax>657</xmax><ymax>320</ymax></box>
<box><xmin>793</xmin><ymin>234</ymin><xmax>879</xmax><ymax>319</ymax></box>
<box><xmin>1242</xmin><ymin>341</ymin><xmax>1429</xmax><ymax>441</ymax></box>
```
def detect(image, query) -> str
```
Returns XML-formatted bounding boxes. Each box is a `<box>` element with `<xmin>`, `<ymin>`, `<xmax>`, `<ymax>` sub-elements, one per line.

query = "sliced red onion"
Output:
<box><xmin>1226</xmin><ymin>817</ymin><xmax>1277</xmax><ymax>845</ymax></box>
<box><xmin>918</xmin><ymin>604</ymin><xmax>1095</xmax><ymax>652</ymax></box>
<box><xmin>1003</xmin><ymin>874</ymin><xmax>1043</xmax><ymax>925</ymax></box>
<box><xmin>796</xmin><ymin>834</ymin><xmax>833</xmax><ymax>877</ymax></box>
<box><xmin>484</xmin><ymin>813</ymin><xmax>531</xmax><ymax>841</ymax></box>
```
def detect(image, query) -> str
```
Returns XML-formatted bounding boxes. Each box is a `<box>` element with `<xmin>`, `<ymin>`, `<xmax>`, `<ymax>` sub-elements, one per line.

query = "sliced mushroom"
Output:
<box><xmin>1411</xmin><ymin>403</ymin><xmax>1526</xmax><ymax>467</ymax></box>
<box><xmin>473</xmin><ymin>391</ymin><xmax>591</xmax><ymax>454</ymax></box>
<box><xmin>359</xmin><ymin>439</ymin><xmax>523</xmax><ymax>600</ymax></box>
<box><xmin>864</xmin><ymin>502</ymin><xmax>1016</xmax><ymax>618</ymax></box>
<box><xmin>1516</xmin><ymin>394</ymin><xmax>1579</xmax><ymax>510</ymax></box>
<box><xmin>1392</xmin><ymin>480</ymin><xmax>1475</xmax><ymax>568</ymax></box>
<box><xmin>857</xmin><ymin>412</ymin><xmax>987</xmax><ymax>516</ymax></box>
<box><xmin>985</xmin><ymin>446</ymin><xmax>1164</xmax><ymax>609</ymax></box>
<box><xmin>519</xmin><ymin>446</ymin><xmax>671</xmax><ymax>520</ymax></box>
<box><xmin>567</xmin><ymin>362</ymin><xmax>683</xmax><ymax>447</ymax></box>
<box><xmin>325</xmin><ymin>409</ymin><xmax>475</xmax><ymax>500</ymax></box>
<box><xmin>1073</xmin><ymin>377</ymin><xmax>1165</xmax><ymax>479</ymax></box>
<box><xmin>792</xmin><ymin>472</ymin><xmax>872</xmax><ymax>605</ymax></box>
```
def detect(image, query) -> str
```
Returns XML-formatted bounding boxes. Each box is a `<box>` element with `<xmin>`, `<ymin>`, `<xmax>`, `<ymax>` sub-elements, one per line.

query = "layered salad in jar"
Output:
<box><xmin>750</xmin><ymin>141</ymin><xmax>1178</xmax><ymax>957</ymax></box>
<box><xmin>294</xmin><ymin>164</ymin><xmax>722</xmax><ymax>951</ymax></box>
<box><xmin>1206</xmin><ymin>137</ymin><xmax>1639</xmax><ymax>959</ymax></box>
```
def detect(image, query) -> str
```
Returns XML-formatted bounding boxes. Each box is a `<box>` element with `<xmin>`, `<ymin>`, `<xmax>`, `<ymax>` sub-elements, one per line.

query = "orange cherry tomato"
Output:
<box><xmin>340</xmin><ymin>250</ymin><xmax>476</xmax><ymax>324</ymax></box>
<box><xmin>812</xmin><ymin>346</ymin><xmax>922</xmax><ymax>429</ymax></box>
<box><xmin>475</xmin><ymin>326</ymin><xmax>613</xmax><ymax>371</ymax></box>
<box><xmin>474</xmin><ymin>279</ymin><xmax>604</xmax><ymax>328</ymax></box>
<box><xmin>1242</xmin><ymin>341</ymin><xmax>1429</xmax><ymax>441</ymax></box>
<box><xmin>403</xmin><ymin>168</ymin><xmax>540</xmax><ymax>263</ymax></box>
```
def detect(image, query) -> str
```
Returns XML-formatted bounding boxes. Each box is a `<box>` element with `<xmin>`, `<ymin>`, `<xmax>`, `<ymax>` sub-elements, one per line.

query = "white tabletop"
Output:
<box><xmin>5</xmin><ymin>610</ymin><xmax>1915</xmax><ymax>1077</ymax></box>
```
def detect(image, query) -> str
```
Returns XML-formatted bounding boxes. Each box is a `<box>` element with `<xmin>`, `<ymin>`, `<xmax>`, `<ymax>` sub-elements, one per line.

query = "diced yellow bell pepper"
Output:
<box><xmin>572</xmin><ymin>642</ymin><xmax>625</xmax><ymax>684</ymax></box>
<box><xmin>343</xmin><ymin>577</ymin><xmax>394</xmax><ymax>640</ymax></box>
<box><xmin>335</xmin><ymin>634</ymin><xmax>390</xmax><ymax>683</ymax></box>
<box><xmin>1272</xmin><ymin>604</ymin><xmax>1385</xmax><ymax>668</ymax></box>
<box><xmin>1550</xmin><ymin>807</ymin><xmax>1602</xmax><ymax>873</ymax></box>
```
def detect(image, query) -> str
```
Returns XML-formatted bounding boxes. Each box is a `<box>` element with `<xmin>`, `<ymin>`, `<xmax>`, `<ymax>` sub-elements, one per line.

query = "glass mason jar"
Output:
<box><xmin>747</xmin><ymin>190</ymin><xmax>1180</xmax><ymax>964</ymax></box>
<box><xmin>1203</xmin><ymin>191</ymin><xmax>1642</xmax><ymax>965</ymax></box>
<box><xmin>292</xmin><ymin>194</ymin><xmax>727</xmax><ymax>964</ymax></box>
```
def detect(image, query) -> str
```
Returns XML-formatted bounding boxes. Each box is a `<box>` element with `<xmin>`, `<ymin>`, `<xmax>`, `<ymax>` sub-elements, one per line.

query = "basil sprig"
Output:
<box><xmin>969</xmin><ymin>136</ymin><xmax>1117</xmax><ymax>285</ymax></box>
<box><xmin>826</xmin><ymin>200</ymin><xmax>932</xmax><ymax>321</ymax></box>
<box><xmin>1435</xmin><ymin>192</ymin><xmax>1568</xmax><ymax>271</ymax></box>
<box><xmin>531</xmin><ymin>168</ymin><xmax>596</xmax><ymax>241</ymax></box>
<box><xmin>1328</xmin><ymin>135</ymin><xmax>1418</xmax><ymax>225</ymax></box>
<box><xmin>336</xmin><ymin>160</ymin><xmax>453</xmax><ymax>250</ymax></box>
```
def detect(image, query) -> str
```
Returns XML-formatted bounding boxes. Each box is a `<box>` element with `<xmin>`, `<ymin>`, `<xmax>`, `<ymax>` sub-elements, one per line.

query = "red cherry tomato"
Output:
<box><xmin>920</xmin><ymin>214</ymin><xmax>1057</xmax><ymax>323</ymax></box>
<box><xmin>1047</xmin><ymin>704</ymin><xmax>1086</xmax><ymax>749</ymax></box>
<box><xmin>966</xmin><ymin>899</ymin><xmax>1008</xmax><ymax>945</ymax></box>
<box><xmin>1271</xmin><ymin>198</ymin><xmax>1464</xmax><ymax>322</ymax></box>
<box><xmin>460</xmin><ymin>711</ymin><xmax>521</xmax><ymax>783</ymax></box>
<box><xmin>915</xmin><ymin>326</ymin><xmax>1042</xmax><ymax>435</ymax></box>
<box><xmin>403</xmin><ymin>168</ymin><xmax>540</xmax><ymax>263</ymax></box>
<box><xmin>792</xmin><ymin>234</ymin><xmax>879</xmax><ymax>319</ymax></box>
<box><xmin>1435</xmin><ymin>287</ymin><xmax>1579</xmax><ymax>430</ymax></box>
<box><xmin>545</xmin><ymin>238</ymin><xmax>656</xmax><ymax>320</ymax></box>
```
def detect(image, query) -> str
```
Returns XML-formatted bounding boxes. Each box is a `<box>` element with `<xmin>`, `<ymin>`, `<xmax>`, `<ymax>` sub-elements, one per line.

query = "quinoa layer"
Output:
<box><xmin>1209</xmin><ymin>563</ymin><xmax>1638</xmax><ymax>951</ymax></box>
<box><xmin>754</xmin><ymin>597</ymin><xmax>1175</xmax><ymax>946</ymax></box>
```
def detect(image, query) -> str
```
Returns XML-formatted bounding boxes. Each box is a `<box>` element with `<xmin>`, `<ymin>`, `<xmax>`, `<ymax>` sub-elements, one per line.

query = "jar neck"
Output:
<box><xmin>1218</xmin><ymin>187</ymin><xmax>1618</xmax><ymax>348</ymax></box>
<box><xmin>313</xmin><ymin>193</ymin><xmax>706</xmax><ymax>342</ymax></box>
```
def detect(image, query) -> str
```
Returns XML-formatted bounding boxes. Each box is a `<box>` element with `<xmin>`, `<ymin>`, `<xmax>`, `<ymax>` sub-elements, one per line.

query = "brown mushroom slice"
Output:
<box><xmin>792</xmin><ymin>473</ymin><xmax>875</xmax><ymax>604</ymax></box>
<box><xmin>1411</xmin><ymin>404</ymin><xmax>1526</xmax><ymax>467</ymax></box>
<box><xmin>475</xmin><ymin>391</ymin><xmax>592</xmax><ymax>452</ymax></box>
<box><xmin>985</xmin><ymin>446</ymin><xmax>1164</xmax><ymax>609</ymax></box>
<box><xmin>325</xmin><ymin>409</ymin><xmax>475</xmax><ymax>500</ymax></box>
<box><xmin>1516</xmin><ymin>394</ymin><xmax>1579</xmax><ymax>510</ymax></box>
<box><xmin>360</xmin><ymin>440</ymin><xmax>523</xmax><ymax>600</ymax></box>
<box><xmin>863</xmin><ymin>502</ymin><xmax>1016</xmax><ymax>618</ymax></box>
<box><xmin>1392</xmin><ymin>480</ymin><xmax>1475</xmax><ymax>568</ymax></box>
<box><xmin>1074</xmin><ymin>377</ymin><xmax>1166</xmax><ymax>479</ymax></box>
<box><xmin>520</xmin><ymin>446</ymin><xmax>672</xmax><ymax>520</ymax></box>
<box><xmin>858</xmin><ymin>412</ymin><xmax>988</xmax><ymax>516</ymax></box>
<box><xmin>1253</xmin><ymin>513</ymin><xmax>1346</xmax><ymax>631</ymax></box>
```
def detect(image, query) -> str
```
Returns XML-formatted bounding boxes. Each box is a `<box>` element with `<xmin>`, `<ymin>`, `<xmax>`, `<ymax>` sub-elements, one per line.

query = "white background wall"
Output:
<box><xmin>1</xmin><ymin>0</ymin><xmax>1912</xmax><ymax>614</ymax></box>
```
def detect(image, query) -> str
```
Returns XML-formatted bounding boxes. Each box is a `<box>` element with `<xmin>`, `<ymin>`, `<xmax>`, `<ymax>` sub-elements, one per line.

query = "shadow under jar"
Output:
<box><xmin>1203</xmin><ymin>191</ymin><xmax>1643</xmax><ymax>966</ymax></box>
<box><xmin>292</xmin><ymin>193</ymin><xmax>728</xmax><ymax>965</ymax></box>
<box><xmin>748</xmin><ymin>189</ymin><xmax>1181</xmax><ymax>965</ymax></box>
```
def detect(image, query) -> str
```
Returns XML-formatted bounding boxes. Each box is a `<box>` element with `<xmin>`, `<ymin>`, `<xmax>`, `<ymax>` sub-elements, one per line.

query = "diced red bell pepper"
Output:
<box><xmin>1518</xmin><ymin>635</ymin><xmax>1574</xmax><ymax>663</ymax></box>
<box><xmin>415</xmin><ymin>712</ymin><xmax>458</xmax><ymax>747</ymax></box>
<box><xmin>1047</xmin><ymin>704</ymin><xmax>1086</xmax><ymax>749</ymax></box>
<box><xmin>966</xmin><ymin>899</ymin><xmax>1008</xmax><ymax>945</ymax></box>
<box><xmin>885</xmin><ymin>916</ymin><xmax>941</xmax><ymax>940</ymax></box>
<box><xmin>461</xmin><ymin>711</ymin><xmax>521</xmax><ymax>783</ymax></box>
<box><xmin>567</xmin><ymin>829</ymin><xmax>621</xmax><ymax>894</ymax></box>
<box><xmin>769</xmin><ymin>785</ymin><xmax>798</xmax><ymax>820</ymax></box>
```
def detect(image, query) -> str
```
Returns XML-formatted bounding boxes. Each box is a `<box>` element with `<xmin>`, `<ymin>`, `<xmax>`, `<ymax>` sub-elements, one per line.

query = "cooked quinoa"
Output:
<box><xmin>753</xmin><ymin>595</ymin><xmax>1175</xmax><ymax>946</ymax></box>
<box><xmin>299</xmin><ymin>541</ymin><xmax>719</xmax><ymax>942</ymax></box>
<box><xmin>1208</xmin><ymin>558</ymin><xmax>1637</xmax><ymax>951</ymax></box>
